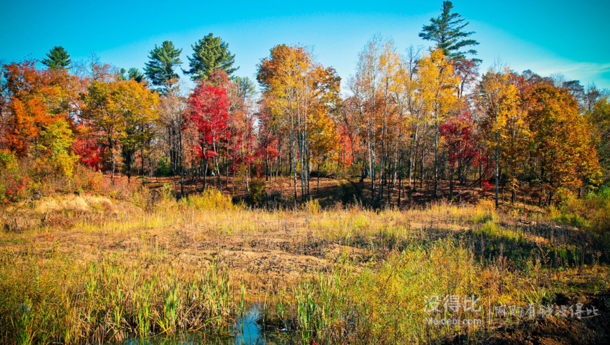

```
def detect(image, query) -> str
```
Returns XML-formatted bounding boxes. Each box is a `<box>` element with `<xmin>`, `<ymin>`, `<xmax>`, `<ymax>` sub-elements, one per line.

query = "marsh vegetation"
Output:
<box><xmin>1</xmin><ymin>174</ymin><xmax>609</xmax><ymax>344</ymax></box>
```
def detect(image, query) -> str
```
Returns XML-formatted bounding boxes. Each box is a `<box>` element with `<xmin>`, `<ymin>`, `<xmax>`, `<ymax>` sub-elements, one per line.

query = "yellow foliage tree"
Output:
<box><xmin>417</xmin><ymin>49</ymin><xmax>459</xmax><ymax>197</ymax></box>
<box><xmin>36</xmin><ymin>119</ymin><xmax>78</xmax><ymax>177</ymax></box>
<box><xmin>477</xmin><ymin>67</ymin><xmax>524</xmax><ymax>207</ymax></box>
<box><xmin>524</xmin><ymin>84</ymin><xmax>601</xmax><ymax>203</ymax></box>
<box><xmin>257</xmin><ymin>44</ymin><xmax>341</xmax><ymax>201</ymax></box>
<box><xmin>82</xmin><ymin>79</ymin><xmax>159</xmax><ymax>183</ymax></box>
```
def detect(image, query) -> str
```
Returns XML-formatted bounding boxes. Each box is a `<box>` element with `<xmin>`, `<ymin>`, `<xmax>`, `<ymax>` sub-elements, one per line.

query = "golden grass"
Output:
<box><xmin>1</xmin><ymin>193</ymin><xmax>609</xmax><ymax>344</ymax></box>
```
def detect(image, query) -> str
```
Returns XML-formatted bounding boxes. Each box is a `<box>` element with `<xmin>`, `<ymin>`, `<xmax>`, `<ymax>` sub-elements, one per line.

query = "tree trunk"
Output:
<box><xmin>179</xmin><ymin>132</ymin><xmax>184</xmax><ymax>198</ymax></box>
<box><xmin>408</xmin><ymin>156</ymin><xmax>413</xmax><ymax>191</ymax></box>
<box><xmin>479</xmin><ymin>148</ymin><xmax>483</xmax><ymax>188</ymax></box>
<box><xmin>495</xmin><ymin>133</ymin><xmax>499</xmax><ymax>209</ymax></box>
<box><xmin>420</xmin><ymin>148</ymin><xmax>424</xmax><ymax>190</ymax></box>
<box><xmin>292</xmin><ymin>115</ymin><xmax>298</xmax><ymax>205</ymax></box>
<box><xmin>398</xmin><ymin>172</ymin><xmax>402</xmax><ymax>208</ymax></box>
<box><xmin>449</xmin><ymin>165</ymin><xmax>454</xmax><ymax>199</ymax></box>
<box><xmin>434</xmin><ymin>124</ymin><xmax>439</xmax><ymax>198</ymax></box>
<box><xmin>202</xmin><ymin>157</ymin><xmax>208</xmax><ymax>192</ymax></box>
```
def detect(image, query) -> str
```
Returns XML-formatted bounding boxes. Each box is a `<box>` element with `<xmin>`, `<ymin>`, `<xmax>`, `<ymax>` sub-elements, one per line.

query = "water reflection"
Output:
<box><xmin>234</xmin><ymin>305</ymin><xmax>265</xmax><ymax>345</ymax></box>
<box><xmin>121</xmin><ymin>305</ymin><xmax>284</xmax><ymax>345</ymax></box>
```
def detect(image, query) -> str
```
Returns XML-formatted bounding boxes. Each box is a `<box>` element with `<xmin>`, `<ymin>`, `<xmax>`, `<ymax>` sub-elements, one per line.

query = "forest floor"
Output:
<box><xmin>143</xmin><ymin>174</ymin><xmax>500</xmax><ymax>207</ymax></box>
<box><xmin>1</xmin><ymin>177</ymin><xmax>609</xmax><ymax>344</ymax></box>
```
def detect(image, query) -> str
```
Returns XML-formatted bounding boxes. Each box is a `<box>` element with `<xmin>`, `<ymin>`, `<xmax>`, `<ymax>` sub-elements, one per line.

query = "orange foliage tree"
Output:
<box><xmin>524</xmin><ymin>84</ymin><xmax>601</xmax><ymax>203</ymax></box>
<box><xmin>2</xmin><ymin>61</ymin><xmax>81</xmax><ymax>157</ymax></box>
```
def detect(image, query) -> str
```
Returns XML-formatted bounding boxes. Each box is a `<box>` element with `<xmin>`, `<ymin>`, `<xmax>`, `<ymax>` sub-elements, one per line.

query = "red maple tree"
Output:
<box><xmin>188</xmin><ymin>82</ymin><xmax>231</xmax><ymax>189</ymax></box>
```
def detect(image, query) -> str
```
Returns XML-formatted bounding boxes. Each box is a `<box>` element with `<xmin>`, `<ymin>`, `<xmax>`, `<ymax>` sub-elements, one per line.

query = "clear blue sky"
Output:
<box><xmin>2</xmin><ymin>0</ymin><xmax>609</xmax><ymax>91</ymax></box>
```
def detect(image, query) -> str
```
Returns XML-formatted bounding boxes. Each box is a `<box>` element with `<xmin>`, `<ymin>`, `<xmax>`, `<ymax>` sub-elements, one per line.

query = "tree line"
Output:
<box><xmin>1</xmin><ymin>1</ymin><xmax>608</xmax><ymax>207</ymax></box>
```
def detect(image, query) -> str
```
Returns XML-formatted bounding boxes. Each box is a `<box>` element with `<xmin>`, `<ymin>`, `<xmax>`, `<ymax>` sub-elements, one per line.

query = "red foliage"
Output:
<box><xmin>338</xmin><ymin>125</ymin><xmax>354</xmax><ymax>167</ymax></box>
<box><xmin>481</xmin><ymin>180</ymin><xmax>493</xmax><ymax>193</ymax></box>
<box><xmin>439</xmin><ymin>114</ymin><xmax>479</xmax><ymax>168</ymax></box>
<box><xmin>188</xmin><ymin>83</ymin><xmax>231</xmax><ymax>158</ymax></box>
<box><xmin>0</xmin><ymin>174</ymin><xmax>30</xmax><ymax>204</ymax></box>
<box><xmin>205</xmin><ymin>150</ymin><xmax>219</xmax><ymax>158</ymax></box>
<box><xmin>254</xmin><ymin>102</ymin><xmax>280</xmax><ymax>175</ymax></box>
<box><xmin>440</xmin><ymin>113</ymin><xmax>495</xmax><ymax>183</ymax></box>
<box><xmin>73</xmin><ymin>134</ymin><xmax>105</xmax><ymax>171</ymax></box>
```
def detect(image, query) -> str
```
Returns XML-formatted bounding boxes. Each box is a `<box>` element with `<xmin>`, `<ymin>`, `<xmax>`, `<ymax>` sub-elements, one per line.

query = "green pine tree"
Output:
<box><xmin>118</xmin><ymin>68</ymin><xmax>128</xmax><ymax>80</ymax></box>
<box><xmin>184</xmin><ymin>33</ymin><xmax>238</xmax><ymax>81</ymax></box>
<box><xmin>144</xmin><ymin>41</ymin><xmax>182</xmax><ymax>92</ymax></box>
<box><xmin>419</xmin><ymin>1</ymin><xmax>480</xmax><ymax>61</ymax></box>
<box><xmin>41</xmin><ymin>46</ymin><xmax>71</xmax><ymax>70</ymax></box>
<box><xmin>118</xmin><ymin>68</ymin><xmax>147</xmax><ymax>84</ymax></box>
<box><xmin>235</xmin><ymin>76</ymin><xmax>255</xmax><ymax>100</ymax></box>
<box><xmin>128</xmin><ymin>68</ymin><xmax>146</xmax><ymax>83</ymax></box>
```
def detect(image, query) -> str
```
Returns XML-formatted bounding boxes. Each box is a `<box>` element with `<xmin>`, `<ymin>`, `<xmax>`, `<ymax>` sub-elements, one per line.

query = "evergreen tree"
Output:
<box><xmin>41</xmin><ymin>46</ymin><xmax>71</xmax><ymax>70</ymax></box>
<box><xmin>184</xmin><ymin>33</ymin><xmax>238</xmax><ymax>81</ymax></box>
<box><xmin>144</xmin><ymin>41</ymin><xmax>182</xmax><ymax>92</ymax></box>
<box><xmin>118</xmin><ymin>68</ymin><xmax>145</xmax><ymax>83</ymax></box>
<box><xmin>128</xmin><ymin>68</ymin><xmax>145</xmax><ymax>83</ymax></box>
<box><xmin>235</xmin><ymin>76</ymin><xmax>256</xmax><ymax>100</ymax></box>
<box><xmin>419</xmin><ymin>1</ymin><xmax>480</xmax><ymax>61</ymax></box>
<box><xmin>118</xmin><ymin>68</ymin><xmax>128</xmax><ymax>80</ymax></box>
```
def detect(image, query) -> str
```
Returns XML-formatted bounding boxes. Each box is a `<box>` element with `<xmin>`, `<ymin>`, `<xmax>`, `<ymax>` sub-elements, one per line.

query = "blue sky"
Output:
<box><xmin>2</xmin><ymin>0</ymin><xmax>609</xmax><ymax>91</ymax></box>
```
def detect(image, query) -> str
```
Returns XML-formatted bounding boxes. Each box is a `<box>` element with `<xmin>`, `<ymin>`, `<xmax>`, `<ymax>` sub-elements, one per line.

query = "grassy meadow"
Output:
<box><xmin>3</xmin><ymin>2</ymin><xmax>610</xmax><ymax>342</ymax></box>
<box><xmin>1</xmin><ymin>175</ymin><xmax>610</xmax><ymax>344</ymax></box>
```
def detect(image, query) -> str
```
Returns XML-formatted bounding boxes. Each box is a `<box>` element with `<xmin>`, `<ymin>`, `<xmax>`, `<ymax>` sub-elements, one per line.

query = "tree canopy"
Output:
<box><xmin>184</xmin><ymin>33</ymin><xmax>238</xmax><ymax>81</ymax></box>
<box><xmin>41</xmin><ymin>46</ymin><xmax>72</xmax><ymax>70</ymax></box>
<box><xmin>144</xmin><ymin>40</ymin><xmax>182</xmax><ymax>92</ymax></box>
<box><xmin>419</xmin><ymin>1</ymin><xmax>479</xmax><ymax>61</ymax></box>
<box><xmin>1</xmin><ymin>5</ymin><xmax>607</xmax><ymax>209</ymax></box>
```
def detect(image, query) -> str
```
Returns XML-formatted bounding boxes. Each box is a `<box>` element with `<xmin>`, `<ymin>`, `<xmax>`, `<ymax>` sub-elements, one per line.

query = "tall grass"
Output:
<box><xmin>1</xmin><ymin>180</ymin><xmax>609</xmax><ymax>344</ymax></box>
<box><xmin>262</xmin><ymin>237</ymin><xmax>588</xmax><ymax>344</ymax></box>
<box><xmin>551</xmin><ymin>186</ymin><xmax>610</xmax><ymax>235</ymax></box>
<box><xmin>0</xmin><ymin>249</ymin><xmax>239</xmax><ymax>344</ymax></box>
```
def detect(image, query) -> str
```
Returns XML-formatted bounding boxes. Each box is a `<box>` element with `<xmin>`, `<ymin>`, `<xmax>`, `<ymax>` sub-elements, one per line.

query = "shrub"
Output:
<box><xmin>0</xmin><ymin>154</ymin><xmax>32</xmax><ymax>204</ymax></box>
<box><xmin>155</xmin><ymin>157</ymin><xmax>172</xmax><ymax>176</ymax></box>
<box><xmin>476</xmin><ymin>220</ymin><xmax>499</xmax><ymax>237</ymax></box>
<box><xmin>248</xmin><ymin>180</ymin><xmax>266</xmax><ymax>206</ymax></box>
<box><xmin>585</xmin><ymin>187</ymin><xmax>610</xmax><ymax>233</ymax></box>
<box><xmin>0</xmin><ymin>151</ymin><xmax>17</xmax><ymax>171</ymax></box>
<box><xmin>185</xmin><ymin>189</ymin><xmax>234</xmax><ymax>211</ymax></box>
<box><xmin>552</xmin><ymin>187</ymin><xmax>610</xmax><ymax>233</ymax></box>
<box><xmin>0</xmin><ymin>156</ymin><xmax>153</xmax><ymax>206</ymax></box>
<box><xmin>304</xmin><ymin>198</ymin><xmax>321</xmax><ymax>214</ymax></box>
<box><xmin>556</xmin><ymin>212</ymin><xmax>588</xmax><ymax>228</ymax></box>
<box><xmin>71</xmin><ymin>165</ymin><xmax>106</xmax><ymax>193</ymax></box>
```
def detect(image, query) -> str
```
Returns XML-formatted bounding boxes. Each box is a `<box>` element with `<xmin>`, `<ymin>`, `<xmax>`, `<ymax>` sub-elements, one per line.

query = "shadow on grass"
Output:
<box><xmin>314</xmin><ymin>219</ymin><xmax>610</xmax><ymax>270</ymax></box>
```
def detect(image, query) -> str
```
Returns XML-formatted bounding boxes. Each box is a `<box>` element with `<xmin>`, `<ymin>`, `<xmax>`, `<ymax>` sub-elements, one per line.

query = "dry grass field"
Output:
<box><xmin>1</xmin><ymin>177</ymin><xmax>610</xmax><ymax>344</ymax></box>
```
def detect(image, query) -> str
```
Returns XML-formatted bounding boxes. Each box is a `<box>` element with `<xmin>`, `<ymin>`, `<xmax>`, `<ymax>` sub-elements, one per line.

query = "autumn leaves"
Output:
<box><xmin>0</xmin><ymin>17</ymin><xmax>607</xmax><ymax>207</ymax></box>
<box><xmin>257</xmin><ymin>44</ymin><xmax>342</xmax><ymax>201</ymax></box>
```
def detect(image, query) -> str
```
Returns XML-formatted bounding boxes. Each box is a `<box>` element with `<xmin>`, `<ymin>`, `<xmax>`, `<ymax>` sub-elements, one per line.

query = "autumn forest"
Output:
<box><xmin>1</xmin><ymin>1</ymin><xmax>610</xmax><ymax>344</ymax></box>
<box><xmin>2</xmin><ymin>5</ymin><xmax>609</xmax><ymax>208</ymax></box>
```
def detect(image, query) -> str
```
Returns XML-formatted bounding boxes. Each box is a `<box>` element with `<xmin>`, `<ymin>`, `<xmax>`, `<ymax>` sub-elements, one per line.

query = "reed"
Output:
<box><xmin>1</xmin><ymin>189</ymin><xmax>609</xmax><ymax>344</ymax></box>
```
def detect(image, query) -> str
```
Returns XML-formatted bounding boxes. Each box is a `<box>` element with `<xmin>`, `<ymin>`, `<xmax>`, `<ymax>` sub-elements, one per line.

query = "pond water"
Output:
<box><xmin>122</xmin><ymin>305</ymin><xmax>287</xmax><ymax>345</ymax></box>
<box><xmin>233</xmin><ymin>305</ymin><xmax>269</xmax><ymax>344</ymax></box>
